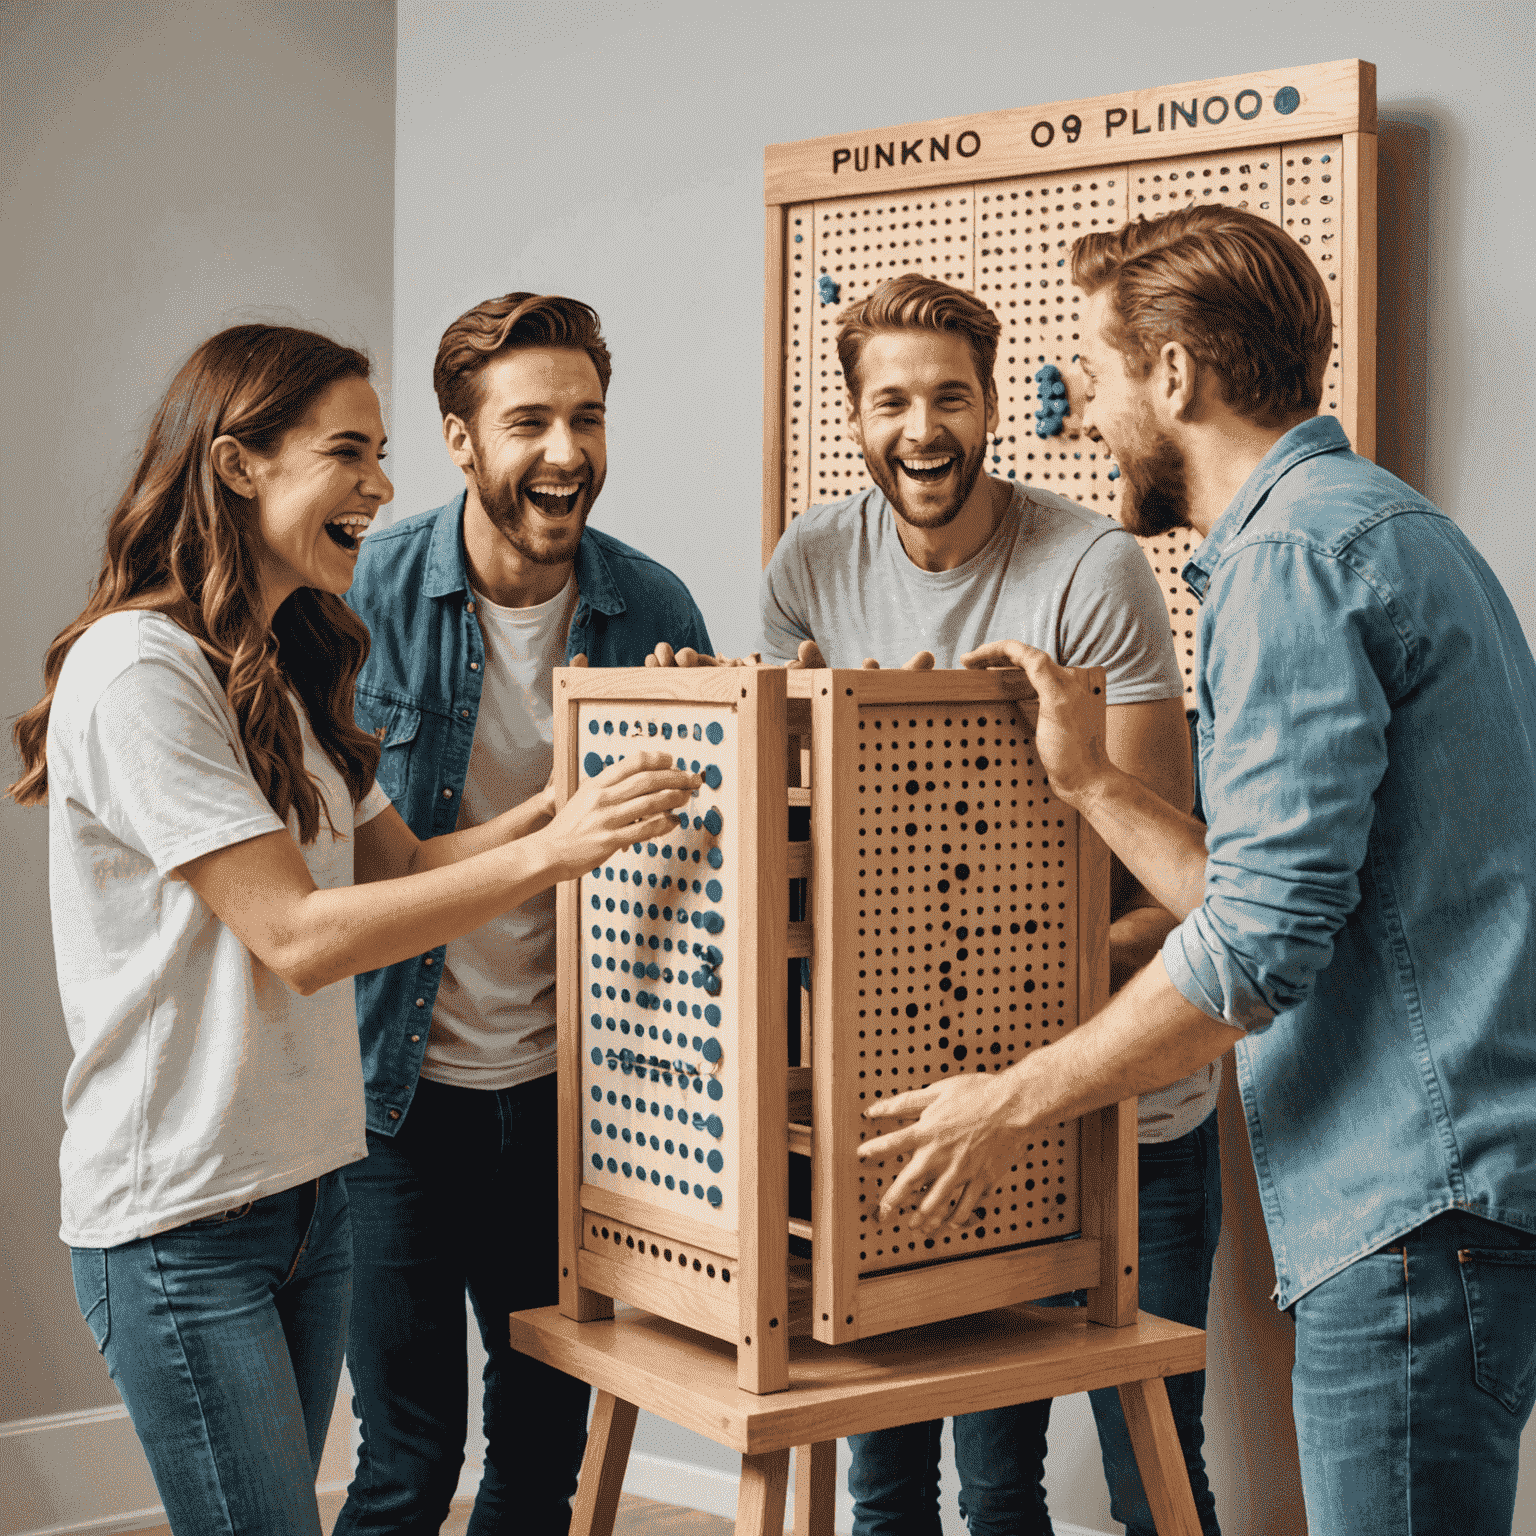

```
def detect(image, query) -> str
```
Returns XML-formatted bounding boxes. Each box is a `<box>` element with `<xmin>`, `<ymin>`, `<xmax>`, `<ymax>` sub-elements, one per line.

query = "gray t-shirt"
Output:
<box><xmin>760</xmin><ymin>481</ymin><xmax>1220</xmax><ymax>1142</ymax></box>
<box><xmin>760</xmin><ymin>481</ymin><xmax>1182</xmax><ymax>701</ymax></box>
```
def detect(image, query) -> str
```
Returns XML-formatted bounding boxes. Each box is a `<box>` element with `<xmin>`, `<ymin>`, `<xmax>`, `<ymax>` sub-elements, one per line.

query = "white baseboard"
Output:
<box><xmin>1</xmin><ymin>1384</ymin><xmax>355</xmax><ymax>1536</ymax></box>
<box><xmin>3</xmin><ymin>1405</ymin><xmax>1112</xmax><ymax>1536</ymax></box>
<box><xmin>620</xmin><ymin>1450</ymin><xmax>1112</xmax><ymax>1536</ymax></box>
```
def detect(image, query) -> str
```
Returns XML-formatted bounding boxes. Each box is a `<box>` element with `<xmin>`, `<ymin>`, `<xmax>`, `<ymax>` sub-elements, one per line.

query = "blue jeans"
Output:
<box><xmin>848</xmin><ymin>1109</ymin><xmax>1222</xmax><ymax>1536</ymax></box>
<box><xmin>69</xmin><ymin>1172</ymin><xmax>353</xmax><ymax>1536</ymax></box>
<box><xmin>1291</xmin><ymin>1209</ymin><xmax>1536</xmax><ymax>1535</ymax></box>
<box><xmin>333</xmin><ymin>1074</ymin><xmax>590</xmax><ymax>1535</ymax></box>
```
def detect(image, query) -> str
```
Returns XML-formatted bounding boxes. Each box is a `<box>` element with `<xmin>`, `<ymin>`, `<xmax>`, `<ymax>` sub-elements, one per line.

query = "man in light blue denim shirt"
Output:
<box><xmin>863</xmin><ymin>205</ymin><xmax>1536</xmax><ymax>1533</ymax></box>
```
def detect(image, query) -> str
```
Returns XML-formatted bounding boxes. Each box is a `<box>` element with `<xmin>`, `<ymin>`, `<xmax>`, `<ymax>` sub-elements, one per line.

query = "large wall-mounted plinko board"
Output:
<box><xmin>554</xmin><ymin>666</ymin><xmax>790</xmax><ymax>1393</ymax></box>
<box><xmin>764</xmin><ymin>60</ymin><xmax>1377</xmax><ymax>706</ymax></box>
<box><xmin>556</xmin><ymin>664</ymin><xmax>1128</xmax><ymax>1392</ymax></box>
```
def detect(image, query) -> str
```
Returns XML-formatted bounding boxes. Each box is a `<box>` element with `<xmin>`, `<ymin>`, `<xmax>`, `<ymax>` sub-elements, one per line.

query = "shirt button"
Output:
<box><xmin>389</xmin><ymin>1110</ymin><xmax>400</xmax><ymax>1120</ymax></box>
<box><xmin>461</xmin><ymin>709</ymin><xmax>470</xmax><ymax>719</ymax></box>
<box><xmin>423</xmin><ymin>956</ymin><xmax>435</xmax><ymax>966</ymax></box>
<box><xmin>469</xmin><ymin>661</ymin><xmax>480</xmax><ymax>671</ymax></box>
<box><xmin>415</xmin><ymin>998</ymin><xmax>426</xmax><ymax>1008</ymax></box>
<box><xmin>442</xmin><ymin>787</ymin><xmax>454</xmax><ymax>799</ymax></box>
<box><xmin>410</xmin><ymin>1034</ymin><xmax>421</xmax><ymax>1043</ymax></box>
<box><xmin>466</xmin><ymin>601</ymin><xmax>476</xmax><ymax>613</ymax></box>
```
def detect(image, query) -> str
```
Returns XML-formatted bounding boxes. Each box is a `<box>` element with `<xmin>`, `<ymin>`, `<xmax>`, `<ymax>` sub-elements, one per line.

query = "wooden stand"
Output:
<box><xmin>510</xmin><ymin>1296</ymin><xmax>1207</xmax><ymax>1535</ymax></box>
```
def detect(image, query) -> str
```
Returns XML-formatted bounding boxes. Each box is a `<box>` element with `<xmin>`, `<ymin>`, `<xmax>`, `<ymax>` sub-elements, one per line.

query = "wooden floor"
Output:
<box><xmin>133</xmin><ymin>1489</ymin><xmax>732</xmax><ymax>1535</ymax></box>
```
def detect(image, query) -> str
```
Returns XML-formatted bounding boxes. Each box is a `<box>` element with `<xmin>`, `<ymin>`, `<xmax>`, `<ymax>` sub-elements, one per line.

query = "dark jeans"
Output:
<box><xmin>333</xmin><ymin>1075</ymin><xmax>590</xmax><ymax>1535</ymax></box>
<box><xmin>1291</xmin><ymin>1209</ymin><xmax>1536</xmax><ymax>1534</ymax></box>
<box><xmin>847</xmin><ymin>1108</ymin><xmax>1222</xmax><ymax>1536</ymax></box>
<box><xmin>70</xmin><ymin>1173</ymin><xmax>352</xmax><ymax>1536</ymax></box>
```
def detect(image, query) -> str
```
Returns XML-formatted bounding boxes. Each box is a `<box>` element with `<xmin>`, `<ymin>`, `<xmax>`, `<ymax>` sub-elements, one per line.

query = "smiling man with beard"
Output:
<box><xmin>757</xmin><ymin>274</ymin><xmax>1224</xmax><ymax>1536</ymax></box>
<box><xmin>335</xmin><ymin>294</ymin><xmax>711</xmax><ymax>1535</ymax></box>
<box><xmin>866</xmin><ymin>207</ymin><xmax>1536</xmax><ymax>1533</ymax></box>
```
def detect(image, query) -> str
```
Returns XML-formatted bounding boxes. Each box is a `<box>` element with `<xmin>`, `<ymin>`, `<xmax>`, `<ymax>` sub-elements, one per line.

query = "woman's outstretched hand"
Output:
<box><xmin>536</xmin><ymin>751</ymin><xmax>700</xmax><ymax>882</ymax></box>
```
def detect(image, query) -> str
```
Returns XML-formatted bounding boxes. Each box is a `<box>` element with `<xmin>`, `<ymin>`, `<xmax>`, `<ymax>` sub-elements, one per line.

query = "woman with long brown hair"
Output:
<box><xmin>8</xmin><ymin>324</ymin><xmax>694</xmax><ymax>1535</ymax></box>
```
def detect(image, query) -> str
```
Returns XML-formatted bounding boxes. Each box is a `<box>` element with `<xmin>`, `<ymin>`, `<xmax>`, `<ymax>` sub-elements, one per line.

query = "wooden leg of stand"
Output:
<box><xmin>1118</xmin><ymin>1378</ymin><xmax>1200</xmax><ymax>1536</ymax></box>
<box><xmin>571</xmin><ymin>1390</ymin><xmax>638</xmax><ymax>1536</ymax></box>
<box><xmin>793</xmin><ymin>1440</ymin><xmax>836</xmax><ymax>1536</ymax></box>
<box><xmin>737</xmin><ymin>1448</ymin><xmax>791</xmax><ymax>1536</ymax></box>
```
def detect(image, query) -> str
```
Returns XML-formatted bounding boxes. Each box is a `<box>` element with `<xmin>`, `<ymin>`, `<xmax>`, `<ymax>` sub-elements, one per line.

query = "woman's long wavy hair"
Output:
<box><xmin>8</xmin><ymin>324</ymin><xmax>382</xmax><ymax>842</ymax></box>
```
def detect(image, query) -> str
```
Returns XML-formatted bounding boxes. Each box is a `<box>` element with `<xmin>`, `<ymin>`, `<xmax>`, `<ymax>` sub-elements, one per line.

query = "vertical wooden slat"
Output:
<box><xmin>556</xmin><ymin>672</ymin><xmax>613</xmax><ymax>1322</ymax></box>
<box><xmin>1341</xmin><ymin>129</ymin><xmax>1378</xmax><ymax>461</ymax></box>
<box><xmin>569</xmin><ymin>1391</ymin><xmax>638</xmax><ymax>1536</ymax></box>
<box><xmin>1118</xmin><ymin>1378</ymin><xmax>1202</xmax><ymax>1535</ymax></box>
<box><xmin>737</xmin><ymin>1449</ymin><xmax>793</xmax><ymax>1536</ymax></box>
<box><xmin>794</xmin><ymin>1441</ymin><xmax>838</xmax><ymax>1536</ymax></box>
<box><xmin>1072</xmin><ymin>667</ymin><xmax>1135</xmax><ymax>1327</ymax></box>
<box><xmin>763</xmin><ymin>203</ymin><xmax>789</xmax><ymax>567</ymax></box>
<box><xmin>738</xmin><ymin>669</ymin><xmax>790</xmax><ymax>1392</ymax></box>
<box><xmin>811</xmin><ymin>674</ymin><xmax>862</xmax><ymax>1343</ymax></box>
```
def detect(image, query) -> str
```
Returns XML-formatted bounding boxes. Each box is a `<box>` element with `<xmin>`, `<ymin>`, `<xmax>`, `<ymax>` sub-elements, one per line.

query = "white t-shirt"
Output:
<box><xmin>762</xmin><ymin>483</ymin><xmax>1220</xmax><ymax>1141</ymax></box>
<box><xmin>47</xmin><ymin>611</ymin><xmax>389</xmax><ymax>1248</ymax></box>
<box><xmin>421</xmin><ymin>578</ymin><xmax>574</xmax><ymax>1090</ymax></box>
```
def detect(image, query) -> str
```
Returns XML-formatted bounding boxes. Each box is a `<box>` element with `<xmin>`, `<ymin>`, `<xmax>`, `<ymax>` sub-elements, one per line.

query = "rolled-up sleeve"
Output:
<box><xmin>1162</xmin><ymin>540</ymin><xmax>1403</xmax><ymax>1030</ymax></box>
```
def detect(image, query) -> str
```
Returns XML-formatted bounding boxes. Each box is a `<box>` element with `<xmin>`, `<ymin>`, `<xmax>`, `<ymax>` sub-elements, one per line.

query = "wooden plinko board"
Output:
<box><xmin>557</xmin><ymin>666</ymin><xmax>1122</xmax><ymax>1382</ymax></box>
<box><xmin>762</xmin><ymin>60</ymin><xmax>1377</xmax><ymax>707</ymax></box>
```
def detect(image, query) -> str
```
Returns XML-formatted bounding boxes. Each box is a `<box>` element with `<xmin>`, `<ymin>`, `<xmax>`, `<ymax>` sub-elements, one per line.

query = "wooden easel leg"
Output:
<box><xmin>570</xmin><ymin>1390</ymin><xmax>638</xmax><ymax>1536</ymax></box>
<box><xmin>737</xmin><ymin>1448</ymin><xmax>791</xmax><ymax>1536</ymax></box>
<box><xmin>1118</xmin><ymin>1378</ymin><xmax>1201</xmax><ymax>1536</ymax></box>
<box><xmin>792</xmin><ymin>1440</ymin><xmax>836</xmax><ymax>1536</ymax></box>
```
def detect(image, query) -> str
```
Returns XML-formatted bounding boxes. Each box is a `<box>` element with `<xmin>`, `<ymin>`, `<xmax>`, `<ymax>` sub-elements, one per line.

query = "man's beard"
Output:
<box><xmin>865</xmin><ymin>432</ymin><xmax>989</xmax><ymax>531</ymax></box>
<box><xmin>469</xmin><ymin>440</ymin><xmax>600</xmax><ymax>566</ymax></box>
<box><xmin>1113</xmin><ymin>406</ymin><xmax>1191</xmax><ymax>538</ymax></box>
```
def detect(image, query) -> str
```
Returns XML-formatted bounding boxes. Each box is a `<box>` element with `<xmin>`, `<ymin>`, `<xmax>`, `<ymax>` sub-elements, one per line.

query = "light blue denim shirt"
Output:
<box><xmin>1161</xmin><ymin>416</ymin><xmax>1536</xmax><ymax>1306</ymax></box>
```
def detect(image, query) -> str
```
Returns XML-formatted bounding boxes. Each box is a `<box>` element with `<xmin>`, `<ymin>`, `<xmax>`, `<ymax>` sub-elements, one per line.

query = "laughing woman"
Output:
<box><xmin>7</xmin><ymin>325</ymin><xmax>694</xmax><ymax>1536</ymax></box>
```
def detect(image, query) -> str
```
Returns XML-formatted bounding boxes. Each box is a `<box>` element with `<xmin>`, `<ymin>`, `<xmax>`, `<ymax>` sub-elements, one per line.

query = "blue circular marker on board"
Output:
<box><xmin>703</xmin><ymin>911</ymin><xmax>724</xmax><ymax>935</ymax></box>
<box><xmin>705</xmin><ymin>880</ymin><xmax>722</xmax><ymax>902</ymax></box>
<box><xmin>707</xmin><ymin>1185</ymin><xmax>722</xmax><ymax>1207</ymax></box>
<box><xmin>702</xmin><ymin>1038</ymin><xmax>722</xmax><ymax>1063</ymax></box>
<box><xmin>707</xmin><ymin>1078</ymin><xmax>723</xmax><ymax>1100</ymax></box>
<box><xmin>592</xmin><ymin>1154</ymin><xmax>603</xmax><ymax>1169</ymax></box>
<box><xmin>588</xmin><ymin>720</ymin><xmax>598</xmax><ymax>734</ymax></box>
<box><xmin>706</xmin><ymin>722</ymin><xmax>724</xmax><ymax>744</ymax></box>
<box><xmin>603</xmin><ymin>720</ymin><xmax>613</xmax><ymax>734</ymax></box>
<box><xmin>703</xmin><ymin>808</ymin><xmax>723</xmax><ymax>836</ymax></box>
<box><xmin>705</xmin><ymin>1004</ymin><xmax>721</xmax><ymax>1027</ymax></box>
<box><xmin>707</xmin><ymin>1150</ymin><xmax>723</xmax><ymax>1173</ymax></box>
<box><xmin>1108</xmin><ymin>466</ymin><xmax>1121</xmax><ymax>480</ymax></box>
<box><xmin>583</xmin><ymin>752</ymin><xmax>604</xmax><ymax>777</ymax></box>
<box><xmin>1274</xmin><ymin>85</ymin><xmax>1300</xmax><ymax>114</ymax></box>
<box><xmin>707</xmin><ymin>846</ymin><xmax>723</xmax><ymax>869</ymax></box>
<box><xmin>702</xmin><ymin>765</ymin><xmax>722</xmax><ymax>790</ymax></box>
<box><xmin>590</xmin><ymin>1048</ymin><xmax>602</xmax><ymax>1065</ymax></box>
<box><xmin>706</xmin><ymin>1113</ymin><xmax>723</xmax><ymax>1137</ymax></box>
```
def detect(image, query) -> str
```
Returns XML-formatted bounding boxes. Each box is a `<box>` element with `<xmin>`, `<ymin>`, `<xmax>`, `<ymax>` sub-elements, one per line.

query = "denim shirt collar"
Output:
<box><xmin>419</xmin><ymin>489</ymin><xmax>627</xmax><ymax>621</ymax></box>
<box><xmin>1182</xmin><ymin>415</ymin><xmax>1352</xmax><ymax>599</ymax></box>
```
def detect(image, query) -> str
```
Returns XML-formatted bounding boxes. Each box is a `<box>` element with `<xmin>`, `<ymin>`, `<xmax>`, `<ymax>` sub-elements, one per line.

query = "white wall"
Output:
<box><xmin>0</xmin><ymin>0</ymin><xmax>394</xmax><ymax>1525</ymax></box>
<box><xmin>393</xmin><ymin>4</ymin><xmax>1535</xmax><ymax>1533</ymax></box>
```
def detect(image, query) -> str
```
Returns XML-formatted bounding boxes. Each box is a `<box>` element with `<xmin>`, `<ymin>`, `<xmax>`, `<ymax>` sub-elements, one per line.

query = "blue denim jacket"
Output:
<box><xmin>1161</xmin><ymin>416</ymin><xmax>1536</xmax><ymax>1305</ymax></box>
<box><xmin>344</xmin><ymin>493</ymin><xmax>712</xmax><ymax>1134</ymax></box>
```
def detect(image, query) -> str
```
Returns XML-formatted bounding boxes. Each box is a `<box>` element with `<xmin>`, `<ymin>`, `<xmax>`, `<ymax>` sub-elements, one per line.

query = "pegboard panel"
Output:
<box><xmin>1283</xmin><ymin>140</ymin><xmax>1345</xmax><ymax>425</ymax></box>
<box><xmin>784</xmin><ymin>204</ymin><xmax>815</xmax><ymax>521</ymax></box>
<box><xmin>976</xmin><ymin>168</ymin><xmax>1126</xmax><ymax>510</ymax></box>
<box><xmin>849</xmin><ymin>700</ymin><xmax>1080</xmax><ymax>1275</ymax></box>
<box><xmin>1128</xmin><ymin>147</ymin><xmax>1280</xmax><ymax>223</ymax></box>
<box><xmin>808</xmin><ymin>187</ymin><xmax>976</xmax><ymax>507</ymax></box>
<box><xmin>765</xmin><ymin>61</ymin><xmax>1378</xmax><ymax>611</ymax></box>
<box><xmin>578</xmin><ymin>700</ymin><xmax>741</xmax><ymax>1232</ymax></box>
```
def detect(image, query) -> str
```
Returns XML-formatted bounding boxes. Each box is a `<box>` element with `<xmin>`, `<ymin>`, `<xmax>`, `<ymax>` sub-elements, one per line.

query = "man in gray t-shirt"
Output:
<box><xmin>757</xmin><ymin>275</ymin><xmax>1223</xmax><ymax>1536</ymax></box>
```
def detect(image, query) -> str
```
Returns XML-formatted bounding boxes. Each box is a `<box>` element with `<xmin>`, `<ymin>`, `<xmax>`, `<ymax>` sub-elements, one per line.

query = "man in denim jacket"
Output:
<box><xmin>865</xmin><ymin>206</ymin><xmax>1536</xmax><ymax>1533</ymax></box>
<box><xmin>336</xmin><ymin>294</ymin><xmax>710</xmax><ymax>1534</ymax></box>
